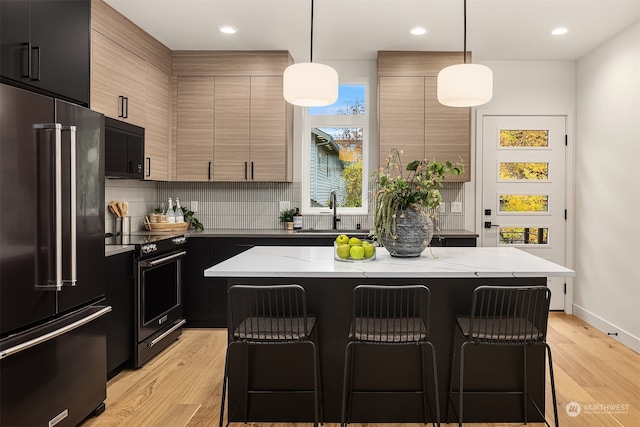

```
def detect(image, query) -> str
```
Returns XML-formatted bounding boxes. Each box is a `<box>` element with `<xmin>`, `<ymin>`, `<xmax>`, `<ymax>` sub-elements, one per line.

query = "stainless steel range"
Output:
<box><xmin>106</xmin><ymin>232</ymin><xmax>187</xmax><ymax>367</ymax></box>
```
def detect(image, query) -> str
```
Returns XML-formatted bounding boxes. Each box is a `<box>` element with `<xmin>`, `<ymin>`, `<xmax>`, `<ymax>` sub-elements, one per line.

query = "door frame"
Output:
<box><xmin>474</xmin><ymin>110</ymin><xmax>575</xmax><ymax>313</ymax></box>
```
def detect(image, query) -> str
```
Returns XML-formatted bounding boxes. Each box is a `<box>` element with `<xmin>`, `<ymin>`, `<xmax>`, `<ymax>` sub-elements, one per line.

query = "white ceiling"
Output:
<box><xmin>104</xmin><ymin>0</ymin><xmax>640</xmax><ymax>62</ymax></box>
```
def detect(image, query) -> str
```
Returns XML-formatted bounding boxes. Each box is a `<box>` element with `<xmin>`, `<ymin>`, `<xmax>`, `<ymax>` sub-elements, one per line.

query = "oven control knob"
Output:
<box><xmin>172</xmin><ymin>237</ymin><xmax>186</xmax><ymax>245</ymax></box>
<box><xmin>142</xmin><ymin>243</ymin><xmax>157</xmax><ymax>254</ymax></box>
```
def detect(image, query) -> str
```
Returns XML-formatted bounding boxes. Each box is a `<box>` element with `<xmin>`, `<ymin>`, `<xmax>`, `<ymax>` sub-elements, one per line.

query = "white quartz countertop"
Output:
<box><xmin>204</xmin><ymin>246</ymin><xmax>575</xmax><ymax>278</ymax></box>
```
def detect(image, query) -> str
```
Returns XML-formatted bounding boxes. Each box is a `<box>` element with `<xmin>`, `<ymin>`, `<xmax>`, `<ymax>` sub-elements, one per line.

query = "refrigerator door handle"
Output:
<box><xmin>62</xmin><ymin>125</ymin><xmax>77</xmax><ymax>286</ymax></box>
<box><xmin>0</xmin><ymin>306</ymin><xmax>112</xmax><ymax>360</ymax></box>
<box><xmin>33</xmin><ymin>123</ymin><xmax>63</xmax><ymax>291</ymax></box>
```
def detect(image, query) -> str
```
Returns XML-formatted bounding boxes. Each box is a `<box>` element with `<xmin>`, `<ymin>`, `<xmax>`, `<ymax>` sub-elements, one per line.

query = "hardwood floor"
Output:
<box><xmin>80</xmin><ymin>313</ymin><xmax>639</xmax><ymax>427</ymax></box>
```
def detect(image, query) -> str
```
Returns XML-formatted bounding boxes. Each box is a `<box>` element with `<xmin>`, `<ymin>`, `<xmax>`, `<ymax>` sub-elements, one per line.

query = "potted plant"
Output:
<box><xmin>279</xmin><ymin>208</ymin><xmax>296</xmax><ymax>230</ymax></box>
<box><xmin>373</xmin><ymin>148</ymin><xmax>463</xmax><ymax>257</ymax></box>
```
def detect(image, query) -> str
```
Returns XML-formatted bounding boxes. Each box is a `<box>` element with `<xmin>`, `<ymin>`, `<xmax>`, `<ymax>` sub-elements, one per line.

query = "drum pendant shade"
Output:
<box><xmin>282</xmin><ymin>0</ymin><xmax>338</xmax><ymax>107</ymax></box>
<box><xmin>437</xmin><ymin>63</ymin><xmax>493</xmax><ymax>107</ymax></box>
<box><xmin>283</xmin><ymin>62</ymin><xmax>339</xmax><ymax>107</ymax></box>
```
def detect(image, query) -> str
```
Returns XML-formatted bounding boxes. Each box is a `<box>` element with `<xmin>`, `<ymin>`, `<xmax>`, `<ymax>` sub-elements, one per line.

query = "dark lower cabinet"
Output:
<box><xmin>183</xmin><ymin>237</ymin><xmax>292</xmax><ymax>327</ymax></box>
<box><xmin>430</xmin><ymin>236</ymin><xmax>477</xmax><ymax>247</ymax></box>
<box><xmin>105</xmin><ymin>252</ymin><xmax>134</xmax><ymax>379</ymax></box>
<box><xmin>0</xmin><ymin>0</ymin><xmax>90</xmax><ymax>105</ymax></box>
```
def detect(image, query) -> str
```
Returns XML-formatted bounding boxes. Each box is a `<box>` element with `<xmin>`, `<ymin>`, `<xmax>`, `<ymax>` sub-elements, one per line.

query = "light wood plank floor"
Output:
<box><xmin>80</xmin><ymin>313</ymin><xmax>639</xmax><ymax>427</ymax></box>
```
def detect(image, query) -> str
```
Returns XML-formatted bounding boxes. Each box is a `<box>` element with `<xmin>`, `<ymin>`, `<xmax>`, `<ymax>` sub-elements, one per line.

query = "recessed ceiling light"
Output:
<box><xmin>551</xmin><ymin>27</ymin><xmax>568</xmax><ymax>36</ymax></box>
<box><xmin>218</xmin><ymin>26</ymin><xmax>238</xmax><ymax>35</ymax></box>
<box><xmin>410</xmin><ymin>27</ymin><xmax>428</xmax><ymax>36</ymax></box>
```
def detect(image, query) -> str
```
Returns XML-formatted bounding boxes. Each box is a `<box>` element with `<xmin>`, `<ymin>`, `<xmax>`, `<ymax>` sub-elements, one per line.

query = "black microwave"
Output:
<box><xmin>104</xmin><ymin>117</ymin><xmax>144</xmax><ymax>179</ymax></box>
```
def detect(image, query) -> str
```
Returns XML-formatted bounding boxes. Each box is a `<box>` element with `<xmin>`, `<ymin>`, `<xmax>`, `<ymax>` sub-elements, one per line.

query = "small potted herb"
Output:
<box><xmin>278</xmin><ymin>208</ymin><xmax>296</xmax><ymax>230</ymax></box>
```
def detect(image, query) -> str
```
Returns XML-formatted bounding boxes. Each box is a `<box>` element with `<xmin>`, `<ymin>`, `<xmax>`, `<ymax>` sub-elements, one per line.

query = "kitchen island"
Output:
<box><xmin>205</xmin><ymin>246</ymin><xmax>574</xmax><ymax>423</ymax></box>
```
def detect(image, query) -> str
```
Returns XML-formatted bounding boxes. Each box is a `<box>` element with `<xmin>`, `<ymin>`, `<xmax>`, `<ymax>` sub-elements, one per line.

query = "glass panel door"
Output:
<box><xmin>482</xmin><ymin>116</ymin><xmax>567</xmax><ymax>310</ymax></box>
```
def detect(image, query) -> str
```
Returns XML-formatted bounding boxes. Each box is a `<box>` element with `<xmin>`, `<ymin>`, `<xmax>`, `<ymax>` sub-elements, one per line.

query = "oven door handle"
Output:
<box><xmin>140</xmin><ymin>251</ymin><xmax>186</xmax><ymax>268</ymax></box>
<box><xmin>148</xmin><ymin>319</ymin><xmax>186</xmax><ymax>348</ymax></box>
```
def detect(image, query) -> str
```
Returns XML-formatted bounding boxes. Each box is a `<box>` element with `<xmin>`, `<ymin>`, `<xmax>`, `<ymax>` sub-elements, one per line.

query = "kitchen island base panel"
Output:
<box><xmin>224</xmin><ymin>276</ymin><xmax>548</xmax><ymax>423</ymax></box>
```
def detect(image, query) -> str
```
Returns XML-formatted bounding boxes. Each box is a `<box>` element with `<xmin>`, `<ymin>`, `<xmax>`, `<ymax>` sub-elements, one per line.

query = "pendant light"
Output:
<box><xmin>437</xmin><ymin>0</ymin><xmax>493</xmax><ymax>107</ymax></box>
<box><xmin>283</xmin><ymin>0</ymin><xmax>339</xmax><ymax>107</ymax></box>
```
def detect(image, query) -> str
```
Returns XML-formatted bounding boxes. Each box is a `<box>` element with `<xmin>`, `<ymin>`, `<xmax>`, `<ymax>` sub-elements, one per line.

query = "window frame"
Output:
<box><xmin>301</xmin><ymin>80</ymin><xmax>370</xmax><ymax>216</ymax></box>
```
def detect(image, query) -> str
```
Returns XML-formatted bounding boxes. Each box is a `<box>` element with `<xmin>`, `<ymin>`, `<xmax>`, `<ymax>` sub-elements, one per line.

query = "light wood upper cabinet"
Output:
<box><xmin>144</xmin><ymin>63</ymin><xmax>170</xmax><ymax>180</ymax></box>
<box><xmin>250</xmin><ymin>76</ymin><xmax>291</xmax><ymax>182</ymax></box>
<box><xmin>379</xmin><ymin>76</ymin><xmax>425</xmax><ymax>164</ymax></box>
<box><xmin>176</xmin><ymin>77</ymin><xmax>214</xmax><ymax>181</ymax></box>
<box><xmin>91</xmin><ymin>30</ymin><xmax>146</xmax><ymax>127</ymax></box>
<box><xmin>378</xmin><ymin>51</ymin><xmax>471</xmax><ymax>182</ymax></box>
<box><xmin>172</xmin><ymin>51</ymin><xmax>293</xmax><ymax>182</ymax></box>
<box><xmin>213</xmin><ymin>77</ymin><xmax>251</xmax><ymax>181</ymax></box>
<box><xmin>424</xmin><ymin>76</ymin><xmax>470</xmax><ymax>179</ymax></box>
<box><xmin>91</xmin><ymin>0</ymin><xmax>173</xmax><ymax>181</ymax></box>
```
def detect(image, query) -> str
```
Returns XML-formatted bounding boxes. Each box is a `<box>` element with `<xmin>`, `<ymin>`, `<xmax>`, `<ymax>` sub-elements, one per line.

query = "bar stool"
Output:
<box><xmin>341</xmin><ymin>284</ymin><xmax>440</xmax><ymax>426</ymax></box>
<box><xmin>219</xmin><ymin>284</ymin><xmax>321</xmax><ymax>427</ymax></box>
<box><xmin>448</xmin><ymin>285</ymin><xmax>559</xmax><ymax>427</ymax></box>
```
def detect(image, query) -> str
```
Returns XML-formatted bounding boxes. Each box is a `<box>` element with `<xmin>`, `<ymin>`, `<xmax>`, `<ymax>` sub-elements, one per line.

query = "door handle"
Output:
<box><xmin>34</xmin><ymin>123</ymin><xmax>63</xmax><ymax>291</ymax></box>
<box><xmin>484</xmin><ymin>221</ymin><xmax>500</xmax><ymax>229</ymax></box>
<box><xmin>31</xmin><ymin>45</ymin><xmax>41</xmax><ymax>81</ymax></box>
<box><xmin>63</xmin><ymin>125</ymin><xmax>77</xmax><ymax>286</ymax></box>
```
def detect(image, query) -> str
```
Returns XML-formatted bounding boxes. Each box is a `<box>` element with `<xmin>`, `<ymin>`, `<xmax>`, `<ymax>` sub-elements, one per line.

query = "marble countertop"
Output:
<box><xmin>204</xmin><ymin>246</ymin><xmax>575</xmax><ymax>279</ymax></box>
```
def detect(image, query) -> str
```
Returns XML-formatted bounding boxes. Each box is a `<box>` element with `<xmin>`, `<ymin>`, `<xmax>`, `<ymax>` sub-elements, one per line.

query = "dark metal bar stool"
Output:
<box><xmin>448</xmin><ymin>285</ymin><xmax>559</xmax><ymax>426</ymax></box>
<box><xmin>219</xmin><ymin>284</ymin><xmax>321</xmax><ymax>427</ymax></box>
<box><xmin>341</xmin><ymin>284</ymin><xmax>440</xmax><ymax>426</ymax></box>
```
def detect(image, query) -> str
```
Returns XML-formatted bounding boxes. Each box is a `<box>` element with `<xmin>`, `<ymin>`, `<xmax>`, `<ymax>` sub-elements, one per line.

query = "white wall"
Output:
<box><xmin>468</xmin><ymin>60</ymin><xmax>576</xmax><ymax>232</ymax></box>
<box><xmin>573</xmin><ymin>22</ymin><xmax>640</xmax><ymax>352</ymax></box>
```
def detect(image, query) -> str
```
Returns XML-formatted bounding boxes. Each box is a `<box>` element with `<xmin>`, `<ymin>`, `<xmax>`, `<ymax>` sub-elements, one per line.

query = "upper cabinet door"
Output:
<box><xmin>176</xmin><ymin>76</ymin><xmax>214</xmax><ymax>181</ymax></box>
<box><xmin>1</xmin><ymin>0</ymin><xmax>90</xmax><ymax>106</ymax></box>
<box><xmin>250</xmin><ymin>76</ymin><xmax>290</xmax><ymax>182</ymax></box>
<box><xmin>0</xmin><ymin>1</ymin><xmax>30</xmax><ymax>85</ymax></box>
<box><xmin>425</xmin><ymin>77</ymin><xmax>470</xmax><ymax>181</ymax></box>
<box><xmin>213</xmin><ymin>77</ymin><xmax>250</xmax><ymax>181</ymax></box>
<box><xmin>91</xmin><ymin>30</ymin><xmax>145</xmax><ymax>126</ymax></box>
<box><xmin>144</xmin><ymin>63</ymin><xmax>170</xmax><ymax>181</ymax></box>
<box><xmin>379</xmin><ymin>76</ymin><xmax>425</xmax><ymax>167</ymax></box>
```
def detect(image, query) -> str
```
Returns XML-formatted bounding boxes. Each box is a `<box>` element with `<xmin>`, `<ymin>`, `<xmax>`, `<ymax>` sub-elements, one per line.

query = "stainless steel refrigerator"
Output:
<box><xmin>0</xmin><ymin>83</ymin><xmax>111</xmax><ymax>426</ymax></box>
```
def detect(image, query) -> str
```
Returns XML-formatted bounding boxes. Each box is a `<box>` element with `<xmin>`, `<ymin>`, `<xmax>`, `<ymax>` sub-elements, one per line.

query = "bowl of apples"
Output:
<box><xmin>334</xmin><ymin>234</ymin><xmax>376</xmax><ymax>262</ymax></box>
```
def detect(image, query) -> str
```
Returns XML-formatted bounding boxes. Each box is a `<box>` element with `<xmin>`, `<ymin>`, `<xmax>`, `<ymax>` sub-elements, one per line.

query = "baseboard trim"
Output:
<box><xmin>572</xmin><ymin>304</ymin><xmax>640</xmax><ymax>354</ymax></box>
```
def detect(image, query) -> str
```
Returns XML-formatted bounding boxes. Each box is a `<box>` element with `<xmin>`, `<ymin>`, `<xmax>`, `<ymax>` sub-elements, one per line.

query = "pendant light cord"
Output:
<box><xmin>310</xmin><ymin>0</ymin><xmax>314</xmax><ymax>63</ymax></box>
<box><xmin>463</xmin><ymin>0</ymin><xmax>467</xmax><ymax>64</ymax></box>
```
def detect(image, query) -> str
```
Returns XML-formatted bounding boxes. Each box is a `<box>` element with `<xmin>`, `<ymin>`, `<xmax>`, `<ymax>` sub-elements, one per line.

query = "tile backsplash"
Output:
<box><xmin>106</xmin><ymin>180</ymin><xmax>465</xmax><ymax>232</ymax></box>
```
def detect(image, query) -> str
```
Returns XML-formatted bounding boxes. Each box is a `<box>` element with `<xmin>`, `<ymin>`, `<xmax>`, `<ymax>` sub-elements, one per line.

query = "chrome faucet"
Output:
<box><xmin>329</xmin><ymin>190</ymin><xmax>340</xmax><ymax>230</ymax></box>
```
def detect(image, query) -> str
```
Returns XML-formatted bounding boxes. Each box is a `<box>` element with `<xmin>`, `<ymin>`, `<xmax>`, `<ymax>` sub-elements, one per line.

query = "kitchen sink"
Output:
<box><xmin>294</xmin><ymin>229</ymin><xmax>371</xmax><ymax>236</ymax></box>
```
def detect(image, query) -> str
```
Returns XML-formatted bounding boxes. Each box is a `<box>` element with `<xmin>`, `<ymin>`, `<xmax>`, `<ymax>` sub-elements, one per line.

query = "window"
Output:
<box><xmin>303</xmin><ymin>83</ymin><xmax>369</xmax><ymax>215</ymax></box>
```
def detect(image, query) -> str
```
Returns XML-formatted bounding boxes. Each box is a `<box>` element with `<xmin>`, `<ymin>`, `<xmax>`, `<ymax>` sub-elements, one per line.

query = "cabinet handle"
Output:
<box><xmin>146</xmin><ymin>157</ymin><xmax>151</xmax><ymax>177</ymax></box>
<box><xmin>251</xmin><ymin>161</ymin><xmax>254</xmax><ymax>180</ymax></box>
<box><xmin>244</xmin><ymin>161</ymin><xmax>248</xmax><ymax>180</ymax></box>
<box><xmin>118</xmin><ymin>96</ymin><xmax>124</xmax><ymax>118</ymax></box>
<box><xmin>31</xmin><ymin>45</ymin><xmax>41</xmax><ymax>81</ymax></box>
<box><xmin>22</xmin><ymin>43</ymin><xmax>31</xmax><ymax>78</ymax></box>
<box><xmin>123</xmin><ymin>97</ymin><xmax>129</xmax><ymax>118</ymax></box>
<box><xmin>208</xmin><ymin>162</ymin><xmax>212</xmax><ymax>180</ymax></box>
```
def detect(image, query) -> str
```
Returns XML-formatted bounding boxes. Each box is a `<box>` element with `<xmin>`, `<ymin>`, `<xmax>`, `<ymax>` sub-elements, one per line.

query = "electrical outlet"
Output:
<box><xmin>451</xmin><ymin>201</ymin><xmax>463</xmax><ymax>213</ymax></box>
<box><xmin>191</xmin><ymin>201</ymin><xmax>198</xmax><ymax>212</ymax></box>
<box><xmin>279</xmin><ymin>201</ymin><xmax>290</xmax><ymax>212</ymax></box>
<box><xmin>439</xmin><ymin>202</ymin><xmax>447</xmax><ymax>213</ymax></box>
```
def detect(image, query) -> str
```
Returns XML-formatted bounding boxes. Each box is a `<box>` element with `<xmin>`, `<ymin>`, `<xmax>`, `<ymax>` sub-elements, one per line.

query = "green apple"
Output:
<box><xmin>335</xmin><ymin>234</ymin><xmax>349</xmax><ymax>245</ymax></box>
<box><xmin>336</xmin><ymin>244</ymin><xmax>351</xmax><ymax>259</ymax></box>
<box><xmin>348</xmin><ymin>237</ymin><xmax>361</xmax><ymax>245</ymax></box>
<box><xmin>362</xmin><ymin>242</ymin><xmax>375</xmax><ymax>258</ymax></box>
<box><xmin>350</xmin><ymin>245</ymin><xmax>365</xmax><ymax>260</ymax></box>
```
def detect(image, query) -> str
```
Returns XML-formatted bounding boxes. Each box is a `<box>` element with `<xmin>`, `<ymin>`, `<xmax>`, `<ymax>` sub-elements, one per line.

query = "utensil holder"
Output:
<box><xmin>115</xmin><ymin>216</ymin><xmax>131</xmax><ymax>236</ymax></box>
